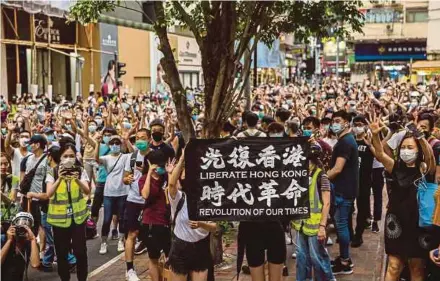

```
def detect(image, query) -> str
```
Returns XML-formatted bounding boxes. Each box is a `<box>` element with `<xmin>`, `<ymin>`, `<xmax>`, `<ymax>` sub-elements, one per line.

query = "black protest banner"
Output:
<box><xmin>185</xmin><ymin>137</ymin><xmax>310</xmax><ymax>221</ymax></box>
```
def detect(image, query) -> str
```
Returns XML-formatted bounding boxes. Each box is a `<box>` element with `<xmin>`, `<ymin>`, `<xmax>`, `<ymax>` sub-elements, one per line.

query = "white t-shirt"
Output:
<box><xmin>12</xmin><ymin>148</ymin><xmax>31</xmax><ymax>178</ymax></box>
<box><xmin>323</xmin><ymin>137</ymin><xmax>337</xmax><ymax>148</ymax></box>
<box><xmin>168</xmin><ymin>190</ymin><xmax>209</xmax><ymax>243</ymax></box>
<box><xmin>124</xmin><ymin>151</ymin><xmax>146</xmax><ymax>205</ymax></box>
<box><xmin>387</xmin><ymin>130</ymin><xmax>406</xmax><ymax>150</ymax></box>
<box><xmin>99</xmin><ymin>153</ymin><xmax>130</xmax><ymax>197</ymax></box>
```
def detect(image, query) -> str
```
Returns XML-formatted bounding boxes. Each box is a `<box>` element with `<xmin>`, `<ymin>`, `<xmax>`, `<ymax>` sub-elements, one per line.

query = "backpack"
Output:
<box><xmin>243</xmin><ymin>130</ymin><xmax>262</xmax><ymax>137</ymax></box>
<box><xmin>19</xmin><ymin>154</ymin><xmax>47</xmax><ymax>195</ymax></box>
<box><xmin>85</xmin><ymin>218</ymin><xmax>97</xmax><ymax>239</ymax></box>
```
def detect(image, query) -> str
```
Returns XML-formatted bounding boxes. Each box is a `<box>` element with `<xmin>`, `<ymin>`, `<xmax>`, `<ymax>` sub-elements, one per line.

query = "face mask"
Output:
<box><xmin>88</xmin><ymin>125</ymin><xmax>97</xmax><ymax>133</ymax></box>
<box><xmin>122</xmin><ymin>103</ymin><xmax>130</xmax><ymax>111</ymax></box>
<box><xmin>152</xmin><ymin>132</ymin><xmax>163</xmax><ymax>142</ymax></box>
<box><xmin>302</xmin><ymin>129</ymin><xmax>313</xmax><ymax>137</ymax></box>
<box><xmin>258</xmin><ymin>112</ymin><xmax>265</xmax><ymax>120</ymax></box>
<box><xmin>1</xmin><ymin>128</ymin><xmax>6</xmax><ymax>135</ymax></box>
<box><xmin>269</xmin><ymin>132</ymin><xmax>284</xmax><ymax>138</ymax></box>
<box><xmin>61</xmin><ymin>158</ymin><xmax>75</xmax><ymax>169</ymax></box>
<box><xmin>20</xmin><ymin>138</ymin><xmax>29</xmax><ymax>147</ymax></box>
<box><xmin>65</xmin><ymin>124</ymin><xmax>72</xmax><ymax>131</ymax></box>
<box><xmin>122</xmin><ymin>122</ymin><xmax>132</xmax><ymax>129</ymax></box>
<box><xmin>135</xmin><ymin>140</ymin><xmax>149</xmax><ymax>151</ymax></box>
<box><xmin>46</xmin><ymin>134</ymin><xmax>55</xmax><ymax>142</ymax></box>
<box><xmin>324</xmin><ymin>125</ymin><xmax>330</xmax><ymax>131</ymax></box>
<box><xmin>103</xmin><ymin>136</ymin><xmax>111</xmax><ymax>144</ymax></box>
<box><xmin>321</xmin><ymin>95</ymin><xmax>327</xmax><ymax>99</ymax></box>
<box><xmin>353</xmin><ymin>126</ymin><xmax>364</xmax><ymax>136</ymax></box>
<box><xmin>400</xmin><ymin>149</ymin><xmax>418</xmax><ymax>164</ymax></box>
<box><xmin>331</xmin><ymin>123</ymin><xmax>344</xmax><ymax>134</ymax></box>
<box><xmin>110</xmin><ymin>144</ymin><xmax>121</xmax><ymax>154</ymax></box>
<box><xmin>96</xmin><ymin>119</ymin><xmax>103</xmax><ymax>126</ymax></box>
<box><xmin>310</xmin><ymin>110</ymin><xmax>316</xmax><ymax>116</ymax></box>
<box><xmin>437</xmin><ymin>91</ymin><xmax>440</xmax><ymax>97</ymax></box>
<box><xmin>27</xmin><ymin>145</ymin><xmax>33</xmax><ymax>152</ymax></box>
<box><xmin>155</xmin><ymin>167</ymin><xmax>166</xmax><ymax>175</ymax></box>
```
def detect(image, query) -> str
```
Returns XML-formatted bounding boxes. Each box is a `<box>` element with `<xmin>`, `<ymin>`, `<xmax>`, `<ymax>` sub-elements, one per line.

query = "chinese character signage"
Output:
<box><xmin>34</xmin><ymin>13</ymin><xmax>75</xmax><ymax>45</ymax></box>
<box><xmin>185</xmin><ymin>138</ymin><xmax>310</xmax><ymax>221</ymax></box>
<box><xmin>355</xmin><ymin>41</ymin><xmax>427</xmax><ymax>61</ymax></box>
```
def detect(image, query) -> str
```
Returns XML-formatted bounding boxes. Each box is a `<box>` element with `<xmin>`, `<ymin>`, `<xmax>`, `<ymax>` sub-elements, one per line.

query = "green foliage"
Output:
<box><xmin>69</xmin><ymin>0</ymin><xmax>118</xmax><ymax>24</ymax></box>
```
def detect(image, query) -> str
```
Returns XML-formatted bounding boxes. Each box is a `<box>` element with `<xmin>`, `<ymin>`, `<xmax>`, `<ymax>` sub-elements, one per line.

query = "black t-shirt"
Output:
<box><xmin>150</xmin><ymin>142</ymin><xmax>175</xmax><ymax>162</ymax></box>
<box><xmin>330</xmin><ymin>133</ymin><xmax>359</xmax><ymax>199</ymax></box>
<box><xmin>356</xmin><ymin>139</ymin><xmax>374</xmax><ymax>185</ymax></box>
<box><xmin>1</xmin><ymin>236</ymin><xmax>31</xmax><ymax>281</ymax></box>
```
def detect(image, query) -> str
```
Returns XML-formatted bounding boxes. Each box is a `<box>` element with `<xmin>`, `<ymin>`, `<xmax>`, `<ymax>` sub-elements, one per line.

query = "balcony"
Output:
<box><xmin>352</xmin><ymin>22</ymin><xmax>427</xmax><ymax>42</ymax></box>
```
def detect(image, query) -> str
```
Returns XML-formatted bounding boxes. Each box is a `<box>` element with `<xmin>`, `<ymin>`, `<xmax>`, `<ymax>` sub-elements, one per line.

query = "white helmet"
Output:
<box><xmin>12</xmin><ymin>212</ymin><xmax>34</xmax><ymax>228</ymax></box>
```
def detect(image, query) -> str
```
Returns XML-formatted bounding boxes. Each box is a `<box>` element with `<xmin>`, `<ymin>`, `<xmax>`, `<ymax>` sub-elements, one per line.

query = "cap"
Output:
<box><xmin>27</xmin><ymin>134</ymin><xmax>47</xmax><ymax>147</ymax></box>
<box><xmin>43</xmin><ymin>127</ymin><xmax>54</xmax><ymax>134</ymax></box>
<box><xmin>149</xmin><ymin>118</ymin><xmax>165</xmax><ymax>129</ymax></box>
<box><xmin>109</xmin><ymin>135</ymin><xmax>122</xmax><ymax>144</ymax></box>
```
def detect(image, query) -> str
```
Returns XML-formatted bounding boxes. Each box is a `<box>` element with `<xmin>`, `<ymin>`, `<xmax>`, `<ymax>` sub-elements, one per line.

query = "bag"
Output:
<box><xmin>19</xmin><ymin>154</ymin><xmax>47</xmax><ymax>195</ymax></box>
<box><xmin>107</xmin><ymin>154</ymin><xmax>122</xmax><ymax>175</ymax></box>
<box><xmin>417</xmin><ymin>178</ymin><xmax>437</xmax><ymax>228</ymax></box>
<box><xmin>85</xmin><ymin>218</ymin><xmax>97</xmax><ymax>239</ymax></box>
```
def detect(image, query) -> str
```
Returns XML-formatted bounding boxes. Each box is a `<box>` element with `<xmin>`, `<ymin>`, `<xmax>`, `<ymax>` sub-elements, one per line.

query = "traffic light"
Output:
<box><xmin>117</xmin><ymin>62</ymin><xmax>126</xmax><ymax>86</ymax></box>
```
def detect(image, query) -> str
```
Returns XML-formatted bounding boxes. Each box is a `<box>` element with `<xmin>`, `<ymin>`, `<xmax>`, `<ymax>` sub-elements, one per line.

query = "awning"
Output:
<box><xmin>412</xmin><ymin>60</ymin><xmax>440</xmax><ymax>69</ymax></box>
<box><xmin>2</xmin><ymin>0</ymin><xmax>73</xmax><ymax>18</ymax></box>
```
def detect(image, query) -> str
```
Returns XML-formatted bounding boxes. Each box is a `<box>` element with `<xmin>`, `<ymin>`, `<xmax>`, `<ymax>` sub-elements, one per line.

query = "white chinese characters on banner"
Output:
<box><xmin>201</xmin><ymin>181</ymin><xmax>226</xmax><ymax>207</ymax></box>
<box><xmin>282</xmin><ymin>145</ymin><xmax>306</xmax><ymax>167</ymax></box>
<box><xmin>257</xmin><ymin>180</ymin><xmax>280</xmax><ymax>207</ymax></box>
<box><xmin>227</xmin><ymin>183</ymin><xmax>254</xmax><ymax>205</ymax></box>
<box><xmin>201</xmin><ymin>148</ymin><xmax>226</xmax><ymax>170</ymax></box>
<box><xmin>281</xmin><ymin>178</ymin><xmax>307</xmax><ymax>206</ymax></box>
<box><xmin>256</xmin><ymin>145</ymin><xmax>281</xmax><ymax>168</ymax></box>
<box><xmin>227</xmin><ymin>146</ymin><xmax>256</xmax><ymax>169</ymax></box>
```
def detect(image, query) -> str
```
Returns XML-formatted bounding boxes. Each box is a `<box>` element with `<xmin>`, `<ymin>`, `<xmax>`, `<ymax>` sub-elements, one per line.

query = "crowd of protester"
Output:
<box><xmin>1</xmin><ymin>76</ymin><xmax>440</xmax><ymax>281</ymax></box>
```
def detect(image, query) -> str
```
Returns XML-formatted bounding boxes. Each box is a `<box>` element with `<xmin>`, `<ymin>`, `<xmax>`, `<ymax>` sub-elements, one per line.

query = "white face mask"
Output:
<box><xmin>400</xmin><ymin>149</ymin><xmax>418</xmax><ymax>164</ymax></box>
<box><xmin>352</xmin><ymin>126</ymin><xmax>364</xmax><ymax>136</ymax></box>
<box><xmin>19</xmin><ymin>138</ymin><xmax>29</xmax><ymax>147</ymax></box>
<box><xmin>61</xmin><ymin>158</ymin><xmax>76</xmax><ymax>169</ymax></box>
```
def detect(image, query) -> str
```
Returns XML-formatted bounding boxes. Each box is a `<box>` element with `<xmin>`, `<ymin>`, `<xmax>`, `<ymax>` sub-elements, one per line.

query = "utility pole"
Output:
<box><xmin>253</xmin><ymin>45</ymin><xmax>258</xmax><ymax>87</ymax></box>
<box><xmin>336</xmin><ymin>36</ymin><xmax>340</xmax><ymax>78</ymax></box>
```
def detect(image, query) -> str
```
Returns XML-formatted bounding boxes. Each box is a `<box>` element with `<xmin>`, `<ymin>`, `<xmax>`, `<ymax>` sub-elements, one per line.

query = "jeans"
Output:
<box><xmin>371</xmin><ymin>168</ymin><xmax>384</xmax><ymax>221</ymax></box>
<box><xmin>101</xmin><ymin>195</ymin><xmax>127</xmax><ymax>238</ymax></box>
<box><xmin>53</xmin><ymin>223</ymin><xmax>88</xmax><ymax>281</ymax></box>
<box><xmin>333</xmin><ymin>195</ymin><xmax>354</xmax><ymax>259</ymax></box>
<box><xmin>41</xmin><ymin>212</ymin><xmax>76</xmax><ymax>266</ymax></box>
<box><xmin>296</xmin><ymin>232</ymin><xmax>336</xmax><ymax>281</ymax></box>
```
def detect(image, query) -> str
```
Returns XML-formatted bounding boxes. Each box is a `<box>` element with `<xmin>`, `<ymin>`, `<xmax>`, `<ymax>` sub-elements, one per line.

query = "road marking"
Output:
<box><xmin>88</xmin><ymin>252</ymin><xmax>124</xmax><ymax>278</ymax></box>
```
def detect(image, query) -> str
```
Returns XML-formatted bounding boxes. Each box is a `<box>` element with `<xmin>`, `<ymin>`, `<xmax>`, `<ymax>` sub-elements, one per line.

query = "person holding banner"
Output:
<box><xmin>166</xmin><ymin>154</ymin><xmax>217</xmax><ymax>281</ymax></box>
<box><xmin>293</xmin><ymin>144</ymin><xmax>335</xmax><ymax>281</ymax></box>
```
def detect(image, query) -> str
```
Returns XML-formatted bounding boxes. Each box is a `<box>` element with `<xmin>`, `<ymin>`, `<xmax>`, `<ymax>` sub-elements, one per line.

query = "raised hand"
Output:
<box><xmin>6</xmin><ymin>119</ymin><xmax>15</xmax><ymax>131</ymax></box>
<box><xmin>165</xmin><ymin>158</ymin><xmax>177</xmax><ymax>174</ymax></box>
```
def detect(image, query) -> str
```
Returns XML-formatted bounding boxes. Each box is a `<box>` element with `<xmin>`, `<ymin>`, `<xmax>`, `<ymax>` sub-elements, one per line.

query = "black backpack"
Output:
<box><xmin>19</xmin><ymin>154</ymin><xmax>47</xmax><ymax>195</ymax></box>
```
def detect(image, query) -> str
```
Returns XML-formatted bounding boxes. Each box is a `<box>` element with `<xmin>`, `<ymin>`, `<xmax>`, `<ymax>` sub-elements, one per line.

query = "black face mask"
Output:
<box><xmin>152</xmin><ymin>132</ymin><xmax>163</xmax><ymax>142</ymax></box>
<box><xmin>424</xmin><ymin>131</ymin><xmax>431</xmax><ymax>139</ymax></box>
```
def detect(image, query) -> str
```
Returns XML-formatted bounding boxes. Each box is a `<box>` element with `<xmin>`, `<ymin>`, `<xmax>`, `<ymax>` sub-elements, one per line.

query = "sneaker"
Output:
<box><xmin>326</xmin><ymin>237</ymin><xmax>334</xmax><ymax>246</ymax></box>
<box><xmin>126</xmin><ymin>269</ymin><xmax>140</xmax><ymax>281</ymax></box>
<box><xmin>99</xmin><ymin>242</ymin><xmax>108</xmax><ymax>254</ymax></box>
<box><xmin>372</xmin><ymin>221</ymin><xmax>380</xmax><ymax>233</ymax></box>
<box><xmin>331</xmin><ymin>256</ymin><xmax>354</xmax><ymax>268</ymax></box>
<box><xmin>351</xmin><ymin>236</ymin><xmax>363</xmax><ymax>248</ymax></box>
<box><xmin>332</xmin><ymin>258</ymin><xmax>353</xmax><ymax>275</ymax></box>
<box><xmin>285</xmin><ymin>232</ymin><xmax>293</xmax><ymax>245</ymax></box>
<box><xmin>134</xmin><ymin>241</ymin><xmax>147</xmax><ymax>255</ymax></box>
<box><xmin>291</xmin><ymin>252</ymin><xmax>297</xmax><ymax>259</ymax></box>
<box><xmin>118</xmin><ymin>240</ymin><xmax>125</xmax><ymax>252</ymax></box>
<box><xmin>282</xmin><ymin>265</ymin><xmax>289</xmax><ymax>276</ymax></box>
<box><xmin>111</xmin><ymin>229</ymin><xmax>119</xmax><ymax>240</ymax></box>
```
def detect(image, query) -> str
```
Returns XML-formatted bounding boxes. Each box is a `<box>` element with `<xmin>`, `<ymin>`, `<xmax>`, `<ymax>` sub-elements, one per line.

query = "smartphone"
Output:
<box><xmin>405</xmin><ymin>123</ymin><xmax>423</xmax><ymax>139</ymax></box>
<box><xmin>434</xmin><ymin>248</ymin><xmax>439</xmax><ymax>258</ymax></box>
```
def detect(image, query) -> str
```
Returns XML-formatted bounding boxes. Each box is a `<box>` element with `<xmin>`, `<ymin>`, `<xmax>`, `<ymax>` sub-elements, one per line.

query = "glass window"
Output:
<box><xmin>406</xmin><ymin>9</ymin><xmax>428</xmax><ymax>23</ymax></box>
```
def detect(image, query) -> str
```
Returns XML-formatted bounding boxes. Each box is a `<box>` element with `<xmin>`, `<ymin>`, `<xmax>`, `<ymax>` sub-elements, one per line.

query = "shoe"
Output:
<box><xmin>111</xmin><ymin>229</ymin><xmax>119</xmax><ymax>240</ymax></box>
<box><xmin>118</xmin><ymin>240</ymin><xmax>125</xmax><ymax>252</ymax></box>
<box><xmin>291</xmin><ymin>252</ymin><xmax>297</xmax><ymax>259</ymax></box>
<box><xmin>332</xmin><ymin>258</ymin><xmax>353</xmax><ymax>275</ymax></box>
<box><xmin>326</xmin><ymin>237</ymin><xmax>334</xmax><ymax>246</ymax></box>
<box><xmin>92</xmin><ymin>233</ymin><xmax>100</xmax><ymax>239</ymax></box>
<box><xmin>134</xmin><ymin>241</ymin><xmax>147</xmax><ymax>255</ymax></box>
<box><xmin>282</xmin><ymin>265</ymin><xmax>289</xmax><ymax>276</ymax></box>
<box><xmin>351</xmin><ymin>236</ymin><xmax>363</xmax><ymax>248</ymax></box>
<box><xmin>126</xmin><ymin>269</ymin><xmax>140</xmax><ymax>281</ymax></box>
<box><xmin>372</xmin><ymin>221</ymin><xmax>380</xmax><ymax>233</ymax></box>
<box><xmin>364</xmin><ymin>220</ymin><xmax>372</xmax><ymax>230</ymax></box>
<box><xmin>38</xmin><ymin>263</ymin><xmax>54</xmax><ymax>272</ymax></box>
<box><xmin>241</xmin><ymin>264</ymin><xmax>250</xmax><ymax>275</ymax></box>
<box><xmin>331</xmin><ymin>256</ymin><xmax>354</xmax><ymax>268</ymax></box>
<box><xmin>285</xmin><ymin>232</ymin><xmax>293</xmax><ymax>245</ymax></box>
<box><xmin>99</xmin><ymin>242</ymin><xmax>108</xmax><ymax>254</ymax></box>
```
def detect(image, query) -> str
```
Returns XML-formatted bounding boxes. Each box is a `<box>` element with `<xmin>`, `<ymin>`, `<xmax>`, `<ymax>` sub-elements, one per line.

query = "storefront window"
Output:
<box><xmin>406</xmin><ymin>9</ymin><xmax>428</xmax><ymax>23</ymax></box>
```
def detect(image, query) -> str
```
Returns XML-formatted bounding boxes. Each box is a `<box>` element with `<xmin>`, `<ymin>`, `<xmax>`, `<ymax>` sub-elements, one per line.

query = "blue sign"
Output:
<box><xmin>355</xmin><ymin>41</ymin><xmax>427</xmax><ymax>62</ymax></box>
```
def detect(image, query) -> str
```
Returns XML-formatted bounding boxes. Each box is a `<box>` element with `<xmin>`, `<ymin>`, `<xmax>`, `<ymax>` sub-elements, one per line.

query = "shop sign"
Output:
<box><xmin>34</xmin><ymin>14</ymin><xmax>75</xmax><ymax>45</ymax></box>
<box><xmin>177</xmin><ymin>37</ymin><xmax>201</xmax><ymax>66</ymax></box>
<box><xmin>323</xmin><ymin>40</ymin><xmax>346</xmax><ymax>65</ymax></box>
<box><xmin>355</xmin><ymin>41</ymin><xmax>427</xmax><ymax>61</ymax></box>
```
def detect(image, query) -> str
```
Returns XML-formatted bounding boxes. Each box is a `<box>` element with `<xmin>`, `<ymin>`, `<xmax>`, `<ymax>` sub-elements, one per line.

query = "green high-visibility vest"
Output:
<box><xmin>47</xmin><ymin>179</ymin><xmax>88</xmax><ymax>228</ymax></box>
<box><xmin>1</xmin><ymin>175</ymin><xmax>19</xmax><ymax>221</ymax></box>
<box><xmin>292</xmin><ymin>168</ymin><xmax>323</xmax><ymax>236</ymax></box>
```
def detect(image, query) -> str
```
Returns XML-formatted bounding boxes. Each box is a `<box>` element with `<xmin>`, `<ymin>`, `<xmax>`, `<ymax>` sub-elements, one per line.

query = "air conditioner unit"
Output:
<box><xmin>386</xmin><ymin>24</ymin><xmax>393</xmax><ymax>32</ymax></box>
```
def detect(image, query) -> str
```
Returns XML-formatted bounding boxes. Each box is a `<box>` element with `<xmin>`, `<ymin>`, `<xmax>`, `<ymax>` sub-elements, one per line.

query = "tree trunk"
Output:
<box><xmin>210</xmin><ymin>227</ymin><xmax>224</xmax><ymax>265</ymax></box>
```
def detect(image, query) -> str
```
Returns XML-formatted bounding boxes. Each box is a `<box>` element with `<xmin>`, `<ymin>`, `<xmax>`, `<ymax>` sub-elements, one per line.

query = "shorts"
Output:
<box><xmin>168</xmin><ymin>235</ymin><xmax>212</xmax><ymax>275</ymax></box>
<box><xmin>239</xmin><ymin>221</ymin><xmax>286</xmax><ymax>267</ymax></box>
<box><xmin>142</xmin><ymin>224</ymin><xmax>171</xmax><ymax>259</ymax></box>
<box><xmin>124</xmin><ymin>202</ymin><xmax>144</xmax><ymax>232</ymax></box>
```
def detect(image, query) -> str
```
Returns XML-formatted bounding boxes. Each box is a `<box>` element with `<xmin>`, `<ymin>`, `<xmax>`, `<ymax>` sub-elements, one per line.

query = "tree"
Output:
<box><xmin>70</xmin><ymin>1</ymin><xmax>364</xmax><ymax>265</ymax></box>
<box><xmin>70</xmin><ymin>0</ymin><xmax>364</xmax><ymax>141</ymax></box>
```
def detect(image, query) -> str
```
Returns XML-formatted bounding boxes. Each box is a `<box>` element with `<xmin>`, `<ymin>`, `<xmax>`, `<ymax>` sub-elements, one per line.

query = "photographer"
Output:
<box><xmin>1</xmin><ymin>212</ymin><xmax>40</xmax><ymax>281</ymax></box>
<box><xmin>46</xmin><ymin>139</ymin><xmax>90</xmax><ymax>281</ymax></box>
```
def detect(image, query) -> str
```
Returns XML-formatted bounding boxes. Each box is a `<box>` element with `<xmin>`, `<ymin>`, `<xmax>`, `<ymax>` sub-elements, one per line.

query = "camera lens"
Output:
<box><xmin>15</xmin><ymin>225</ymin><xmax>27</xmax><ymax>238</ymax></box>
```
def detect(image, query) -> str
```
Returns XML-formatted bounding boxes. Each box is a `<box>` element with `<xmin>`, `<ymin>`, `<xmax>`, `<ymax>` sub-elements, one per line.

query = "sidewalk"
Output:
<box><xmin>89</xmin><ymin>226</ymin><xmax>385</xmax><ymax>281</ymax></box>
